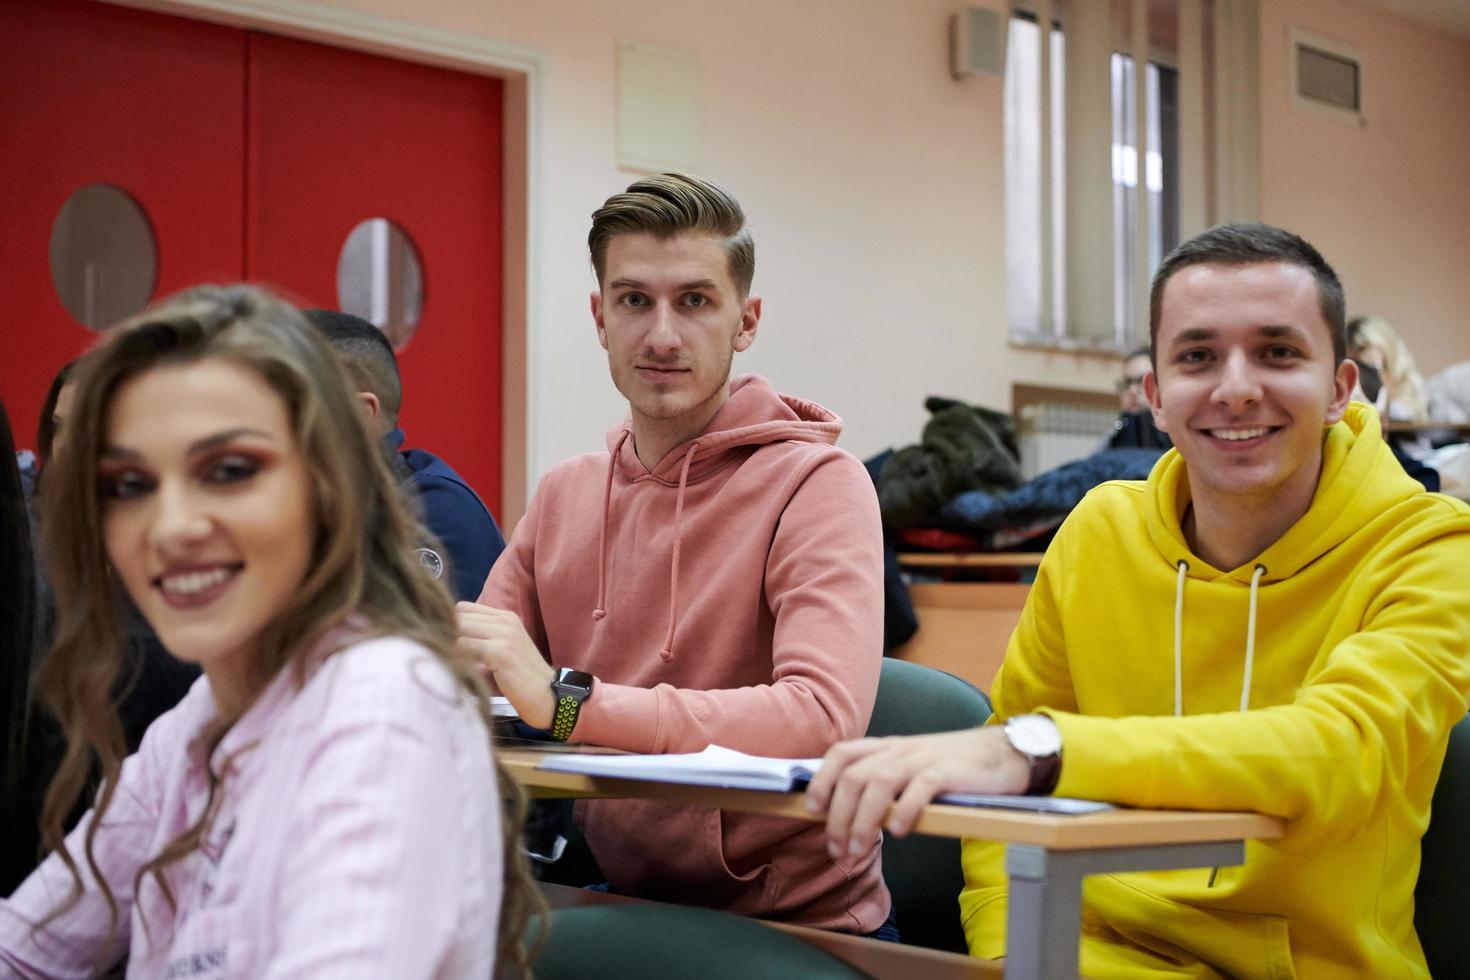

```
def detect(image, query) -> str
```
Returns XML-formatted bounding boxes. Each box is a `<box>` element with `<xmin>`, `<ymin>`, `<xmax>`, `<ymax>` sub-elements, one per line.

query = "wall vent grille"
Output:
<box><xmin>1296</xmin><ymin>43</ymin><xmax>1360</xmax><ymax>112</ymax></box>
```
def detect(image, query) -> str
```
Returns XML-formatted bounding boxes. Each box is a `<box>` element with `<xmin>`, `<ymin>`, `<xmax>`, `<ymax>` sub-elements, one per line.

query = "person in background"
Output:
<box><xmin>35</xmin><ymin>358</ymin><xmax>81</xmax><ymax>470</ymax></box>
<box><xmin>1116</xmin><ymin>346</ymin><xmax>1152</xmax><ymax>414</ymax></box>
<box><xmin>0</xmin><ymin>397</ymin><xmax>44</xmax><ymax>896</ymax></box>
<box><xmin>1108</xmin><ymin>345</ymin><xmax>1172</xmax><ymax>451</ymax></box>
<box><xmin>1348</xmin><ymin>314</ymin><xmax>1429</xmax><ymax>423</ymax></box>
<box><xmin>1</xmin><ymin>285</ymin><xmax>539</xmax><ymax>976</ymax></box>
<box><xmin>808</xmin><ymin>223</ymin><xmax>1470</xmax><ymax>977</ymax></box>
<box><xmin>458</xmin><ymin>173</ymin><xmax>894</xmax><ymax>937</ymax></box>
<box><xmin>306</xmin><ymin>309</ymin><xmax>506</xmax><ymax>602</ymax></box>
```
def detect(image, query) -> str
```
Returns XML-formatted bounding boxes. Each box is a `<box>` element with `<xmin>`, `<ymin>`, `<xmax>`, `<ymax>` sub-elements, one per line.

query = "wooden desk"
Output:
<box><xmin>502</xmin><ymin>749</ymin><xmax>1283</xmax><ymax>979</ymax></box>
<box><xmin>1383</xmin><ymin>420</ymin><xmax>1470</xmax><ymax>436</ymax></box>
<box><xmin>898</xmin><ymin>552</ymin><xmax>1044</xmax><ymax>569</ymax></box>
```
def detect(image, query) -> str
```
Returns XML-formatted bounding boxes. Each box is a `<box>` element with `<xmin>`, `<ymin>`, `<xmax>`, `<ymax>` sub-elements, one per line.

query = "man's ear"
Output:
<box><xmin>1143</xmin><ymin>365</ymin><xmax>1167</xmax><ymax>432</ymax></box>
<box><xmin>733</xmin><ymin>294</ymin><xmax>761</xmax><ymax>353</ymax></box>
<box><xmin>1327</xmin><ymin>357</ymin><xmax>1359</xmax><ymax>426</ymax></box>
<box><xmin>591</xmin><ymin>291</ymin><xmax>609</xmax><ymax>351</ymax></box>
<box><xmin>357</xmin><ymin>390</ymin><xmax>382</xmax><ymax>422</ymax></box>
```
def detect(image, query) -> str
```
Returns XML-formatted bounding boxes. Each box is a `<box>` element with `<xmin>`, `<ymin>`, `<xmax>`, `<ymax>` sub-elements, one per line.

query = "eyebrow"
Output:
<box><xmin>608</xmin><ymin>278</ymin><xmax>720</xmax><ymax>292</ymax></box>
<box><xmin>100</xmin><ymin>428</ymin><xmax>277</xmax><ymax>460</ymax></box>
<box><xmin>1167</xmin><ymin>324</ymin><xmax>1311</xmax><ymax>347</ymax></box>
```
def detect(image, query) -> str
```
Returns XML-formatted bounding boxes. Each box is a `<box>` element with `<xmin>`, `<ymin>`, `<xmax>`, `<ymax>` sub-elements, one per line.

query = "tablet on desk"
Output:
<box><xmin>934</xmin><ymin>792</ymin><xmax>1114</xmax><ymax>815</ymax></box>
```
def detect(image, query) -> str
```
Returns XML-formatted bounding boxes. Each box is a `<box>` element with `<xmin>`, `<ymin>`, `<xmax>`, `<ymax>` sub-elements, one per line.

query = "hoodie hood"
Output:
<box><xmin>1143</xmin><ymin>402</ymin><xmax>1420</xmax><ymax>583</ymax></box>
<box><xmin>1141</xmin><ymin>402</ymin><xmax>1424</xmax><ymax>721</ymax></box>
<box><xmin>604</xmin><ymin>374</ymin><xmax>843</xmax><ymax>483</ymax></box>
<box><xmin>591</xmin><ymin>374</ymin><xmax>846</xmax><ymax>659</ymax></box>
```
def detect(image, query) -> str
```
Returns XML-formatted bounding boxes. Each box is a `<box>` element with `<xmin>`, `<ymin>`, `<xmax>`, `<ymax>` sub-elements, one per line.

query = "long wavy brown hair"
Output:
<box><xmin>36</xmin><ymin>284</ymin><xmax>544</xmax><ymax>971</ymax></box>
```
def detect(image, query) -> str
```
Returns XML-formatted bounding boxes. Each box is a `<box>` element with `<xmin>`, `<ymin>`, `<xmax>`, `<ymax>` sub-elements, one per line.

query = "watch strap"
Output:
<box><xmin>549</xmin><ymin>668</ymin><xmax>593</xmax><ymax>743</ymax></box>
<box><xmin>1025</xmin><ymin>748</ymin><xmax>1062</xmax><ymax>796</ymax></box>
<box><xmin>550</xmin><ymin>691</ymin><xmax>582</xmax><ymax>742</ymax></box>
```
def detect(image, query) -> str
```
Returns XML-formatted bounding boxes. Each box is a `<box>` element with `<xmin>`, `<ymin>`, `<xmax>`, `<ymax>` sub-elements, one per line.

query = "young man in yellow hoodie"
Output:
<box><xmin>808</xmin><ymin>223</ymin><xmax>1470</xmax><ymax>977</ymax></box>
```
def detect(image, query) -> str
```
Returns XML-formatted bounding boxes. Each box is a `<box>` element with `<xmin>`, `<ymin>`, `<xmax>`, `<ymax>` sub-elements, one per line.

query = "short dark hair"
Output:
<box><xmin>588</xmin><ymin>173</ymin><xmax>755</xmax><ymax>296</ymax></box>
<box><xmin>304</xmin><ymin>309</ymin><xmax>402</xmax><ymax>423</ymax></box>
<box><xmin>1149</xmin><ymin>222</ymin><xmax>1346</xmax><ymax>365</ymax></box>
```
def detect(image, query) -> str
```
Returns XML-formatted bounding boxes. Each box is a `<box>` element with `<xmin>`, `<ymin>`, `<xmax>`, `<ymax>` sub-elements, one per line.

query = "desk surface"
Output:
<box><xmin>898</xmin><ymin>552</ymin><xmax>1045</xmax><ymax>568</ymax></box>
<box><xmin>500</xmin><ymin>749</ymin><xmax>1283</xmax><ymax>851</ymax></box>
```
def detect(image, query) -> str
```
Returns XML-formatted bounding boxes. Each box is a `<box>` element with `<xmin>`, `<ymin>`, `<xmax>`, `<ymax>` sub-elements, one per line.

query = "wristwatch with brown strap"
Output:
<box><xmin>1003</xmin><ymin>713</ymin><xmax>1063</xmax><ymax>795</ymax></box>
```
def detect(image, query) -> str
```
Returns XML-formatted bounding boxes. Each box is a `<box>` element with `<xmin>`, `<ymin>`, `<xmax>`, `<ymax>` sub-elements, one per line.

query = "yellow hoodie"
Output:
<box><xmin>960</xmin><ymin>404</ymin><xmax>1470</xmax><ymax>978</ymax></box>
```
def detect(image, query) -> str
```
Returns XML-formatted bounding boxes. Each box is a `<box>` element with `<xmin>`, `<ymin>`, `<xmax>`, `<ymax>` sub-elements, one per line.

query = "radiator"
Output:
<box><xmin>1017</xmin><ymin>401</ymin><xmax>1118</xmax><ymax>479</ymax></box>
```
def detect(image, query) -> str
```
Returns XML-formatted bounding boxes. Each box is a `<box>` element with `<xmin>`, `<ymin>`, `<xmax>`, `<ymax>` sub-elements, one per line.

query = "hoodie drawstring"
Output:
<box><xmin>1173</xmin><ymin>560</ymin><xmax>1188</xmax><ymax>716</ymax></box>
<box><xmin>592</xmin><ymin>430</ymin><xmax>632</xmax><ymax>622</ymax></box>
<box><xmin>658</xmin><ymin>441</ymin><xmax>700</xmax><ymax>662</ymax></box>
<box><xmin>1174</xmin><ymin>558</ymin><xmax>1268</xmax><ymax>886</ymax></box>
<box><xmin>1170</xmin><ymin>560</ymin><xmax>1267</xmax><ymax>716</ymax></box>
<box><xmin>1241</xmin><ymin>564</ymin><xmax>1266</xmax><ymax>712</ymax></box>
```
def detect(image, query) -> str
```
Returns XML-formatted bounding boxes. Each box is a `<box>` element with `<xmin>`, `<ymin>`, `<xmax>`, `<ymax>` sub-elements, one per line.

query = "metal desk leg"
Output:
<box><xmin>1004</xmin><ymin>845</ymin><xmax>1083</xmax><ymax>980</ymax></box>
<box><xmin>1002</xmin><ymin>840</ymin><xmax>1246</xmax><ymax>980</ymax></box>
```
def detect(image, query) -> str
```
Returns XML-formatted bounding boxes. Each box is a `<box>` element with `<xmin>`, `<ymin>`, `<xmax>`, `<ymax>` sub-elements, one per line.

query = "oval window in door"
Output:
<box><xmin>48</xmin><ymin>184</ymin><xmax>158</xmax><ymax>330</ymax></box>
<box><xmin>336</xmin><ymin>218</ymin><xmax>425</xmax><ymax>350</ymax></box>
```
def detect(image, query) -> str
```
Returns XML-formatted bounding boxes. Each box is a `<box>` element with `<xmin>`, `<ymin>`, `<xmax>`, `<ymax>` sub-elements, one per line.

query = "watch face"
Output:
<box><xmin>555</xmin><ymin>669</ymin><xmax>595</xmax><ymax>698</ymax></box>
<box><xmin>1007</xmin><ymin>714</ymin><xmax>1062</xmax><ymax>757</ymax></box>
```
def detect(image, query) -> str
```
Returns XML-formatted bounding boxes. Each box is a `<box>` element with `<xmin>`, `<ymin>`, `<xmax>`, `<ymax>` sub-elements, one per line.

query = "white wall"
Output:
<box><xmin>309</xmin><ymin>0</ymin><xmax>1123</xmax><ymax>504</ymax></box>
<box><xmin>1259</xmin><ymin>0</ymin><xmax>1470</xmax><ymax>371</ymax></box>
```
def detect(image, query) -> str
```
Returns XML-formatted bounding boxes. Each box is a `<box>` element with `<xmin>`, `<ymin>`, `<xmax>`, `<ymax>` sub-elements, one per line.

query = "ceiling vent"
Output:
<box><xmin>1290</xmin><ymin>30</ymin><xmax>1364</xmax><ymax>124</ymax></box>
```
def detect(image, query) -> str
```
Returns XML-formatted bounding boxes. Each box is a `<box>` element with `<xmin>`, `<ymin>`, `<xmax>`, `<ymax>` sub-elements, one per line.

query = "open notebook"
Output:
<box><xmin>489</xmin><ymin>696</ymin><xmax>519</xmax><ymax>719</ymax></box>
<box><xmin>538</xmin><ymin>744</ymin><xmax>1112</xmax><ymax>815</ymax></box>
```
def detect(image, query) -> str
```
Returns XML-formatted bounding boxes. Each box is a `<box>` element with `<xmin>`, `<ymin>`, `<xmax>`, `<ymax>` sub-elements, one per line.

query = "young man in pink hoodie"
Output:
<box><xmin>456</xmin><ymin>173</ymin><xmax>893</xmax><ymax>936</ymax></box>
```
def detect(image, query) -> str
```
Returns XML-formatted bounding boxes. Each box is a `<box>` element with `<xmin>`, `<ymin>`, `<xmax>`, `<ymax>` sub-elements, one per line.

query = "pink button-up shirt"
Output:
<box><xmin>0</xmin><ymin>634</ymin><xmax>503</xmax><ymax>978</ymax></box>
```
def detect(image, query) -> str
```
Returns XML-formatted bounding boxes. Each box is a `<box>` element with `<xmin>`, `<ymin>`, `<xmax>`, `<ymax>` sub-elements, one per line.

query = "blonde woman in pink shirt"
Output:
<box><xmin>0</xmin><ymin>286</ymin><xmax>540</xmax><ymax>978</ymax></box>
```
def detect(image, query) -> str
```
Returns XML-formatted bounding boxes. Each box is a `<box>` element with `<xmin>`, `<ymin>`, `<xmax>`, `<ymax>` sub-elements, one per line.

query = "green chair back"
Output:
<box><xmin>867</xmin><ymin>658</ymin><xmax>993</xmax><ymax>954</ymax></box>
<box><xmin>529</xmin><ymin>903</ymin><xmax>871</xmax><ymax>979</ymax></box>
<box><xmin>1415</xmin><ymin>712</ymin><xmax>1470</xmax><ymax>976</ymax></box>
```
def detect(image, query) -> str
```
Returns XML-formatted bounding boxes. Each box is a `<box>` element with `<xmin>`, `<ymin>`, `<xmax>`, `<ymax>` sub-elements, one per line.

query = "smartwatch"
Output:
<box><xmin>549</xmin><ymin>668</ymin><xmax>595</xmax><ymax>742</ymax></box>
<box><xmin>1003</xmin><ymin>713</ymin><xmax>1063</xmax><ymax>795</ymax></box>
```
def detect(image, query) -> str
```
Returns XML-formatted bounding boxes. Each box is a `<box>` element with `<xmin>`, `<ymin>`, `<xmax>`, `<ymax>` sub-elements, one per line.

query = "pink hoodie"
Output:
<box><xmin>482</xmin><ymin>374</ymin><xmax>889</xmax><ymax>932</ymax></box>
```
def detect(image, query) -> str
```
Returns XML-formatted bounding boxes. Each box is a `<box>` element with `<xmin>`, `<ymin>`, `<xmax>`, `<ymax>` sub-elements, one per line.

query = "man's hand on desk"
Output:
<box><xmin>454</xmin><ymin>602</ymin><xmax>557</xmax><ymax>728</ymax></box>
<box><xmin>804</xmin><ymin>728</ymin><xmax>1029</xmax><ymax>861</ymax></box>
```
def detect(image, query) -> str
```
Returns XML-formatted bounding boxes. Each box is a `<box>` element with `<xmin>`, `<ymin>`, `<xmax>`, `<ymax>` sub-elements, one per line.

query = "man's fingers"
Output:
<box><xmin>825</xmin><ymin>754</ymin><xmax>906</xmax><ymax>858</ymax></box>
<box><xmin>806</xmin><ymin>738</ymin><xmax>877</xmax><ymax>809</ymax></box>
<box><xmin>888</xmin><ymin>769</ymin><xmax>945</xmax><ymax>838</ymax></box>
<box><xmin>844</xmin><ymin>776</ymin><xmax>905</xmax><ymax>858</ymax></box>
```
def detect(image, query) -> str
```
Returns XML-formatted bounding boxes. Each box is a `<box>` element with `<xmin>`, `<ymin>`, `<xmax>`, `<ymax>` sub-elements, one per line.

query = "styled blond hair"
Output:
<box><xmin>588</xmin><ymin>172</ymin><xmax>755</xmax><ymax>296</ymax></box>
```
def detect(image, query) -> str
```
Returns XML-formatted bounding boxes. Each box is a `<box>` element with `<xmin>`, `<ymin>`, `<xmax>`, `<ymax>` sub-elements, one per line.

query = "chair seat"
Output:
<box><xmin>530</xmin><ymin>902</ymin><xmax>872</xmax><ymax>979</ymax></box>
<box><xmin>867</xmin><ymin>658</ymin><xmax>993</xmax><ymax>954</ymax></box>
<box><xmin>1415</xmin><ymin>713</ymin><xmax>1470</xmax><ymax>976</ymax></box>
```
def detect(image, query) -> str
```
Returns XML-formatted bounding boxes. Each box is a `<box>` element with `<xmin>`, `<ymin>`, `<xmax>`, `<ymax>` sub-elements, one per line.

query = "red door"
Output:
<box><xmin>246</xmin><ymin>33</ymin><xmax>504</xmax><ymax>513</ymax></box>
<box><xmin>0</xmin><ymin>0</ymin><xmax>245</xmax><ymax>445</ymax></box>
<box><xmin>0</xmin><ymin>2</ymin><xmax>503</xmax><ymax>514</ymax></box>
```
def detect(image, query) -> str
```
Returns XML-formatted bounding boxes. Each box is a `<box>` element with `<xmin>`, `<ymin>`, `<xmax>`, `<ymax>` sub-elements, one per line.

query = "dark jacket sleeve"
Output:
<box><xmin>410</xmin><ymin>476</ymin><xmax>507</xmax><ymax>602</ymax></box>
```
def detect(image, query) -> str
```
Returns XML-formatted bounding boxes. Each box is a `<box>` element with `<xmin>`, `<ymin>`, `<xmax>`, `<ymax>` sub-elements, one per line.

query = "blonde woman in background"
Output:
<box><xmin>0</xmin><ymin>286</ymin><xmax>541</xmax><ymax>978</ymax></box>
<box><xmin>1348</xmin><ymin>315</ymin><xmax>1429</xmax><ymax>423</ymax></box>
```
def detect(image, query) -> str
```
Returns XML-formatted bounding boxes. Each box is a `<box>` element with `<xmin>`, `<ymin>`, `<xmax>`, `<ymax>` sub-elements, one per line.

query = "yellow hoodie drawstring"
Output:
<box><xmin>658</xmin><ymin>441</ymin><xmax>700</xmax><ymax>663</ymax></box>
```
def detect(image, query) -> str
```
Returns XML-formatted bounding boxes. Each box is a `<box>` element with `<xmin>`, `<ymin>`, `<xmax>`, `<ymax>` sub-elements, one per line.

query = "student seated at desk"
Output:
<box><xmin>808</xmin><ymin>224</ymin><xmax>1470</xmax><ymax>978</ymax></box>
<box><xmin>0</xmin><ymin>287</ymin><xmax>537</xmax><ymax>977</ymax></box>
<box><xmin>458</xmin><ymin>173</ymin><xmax>893</xmax><ymax>937</ymax></box>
